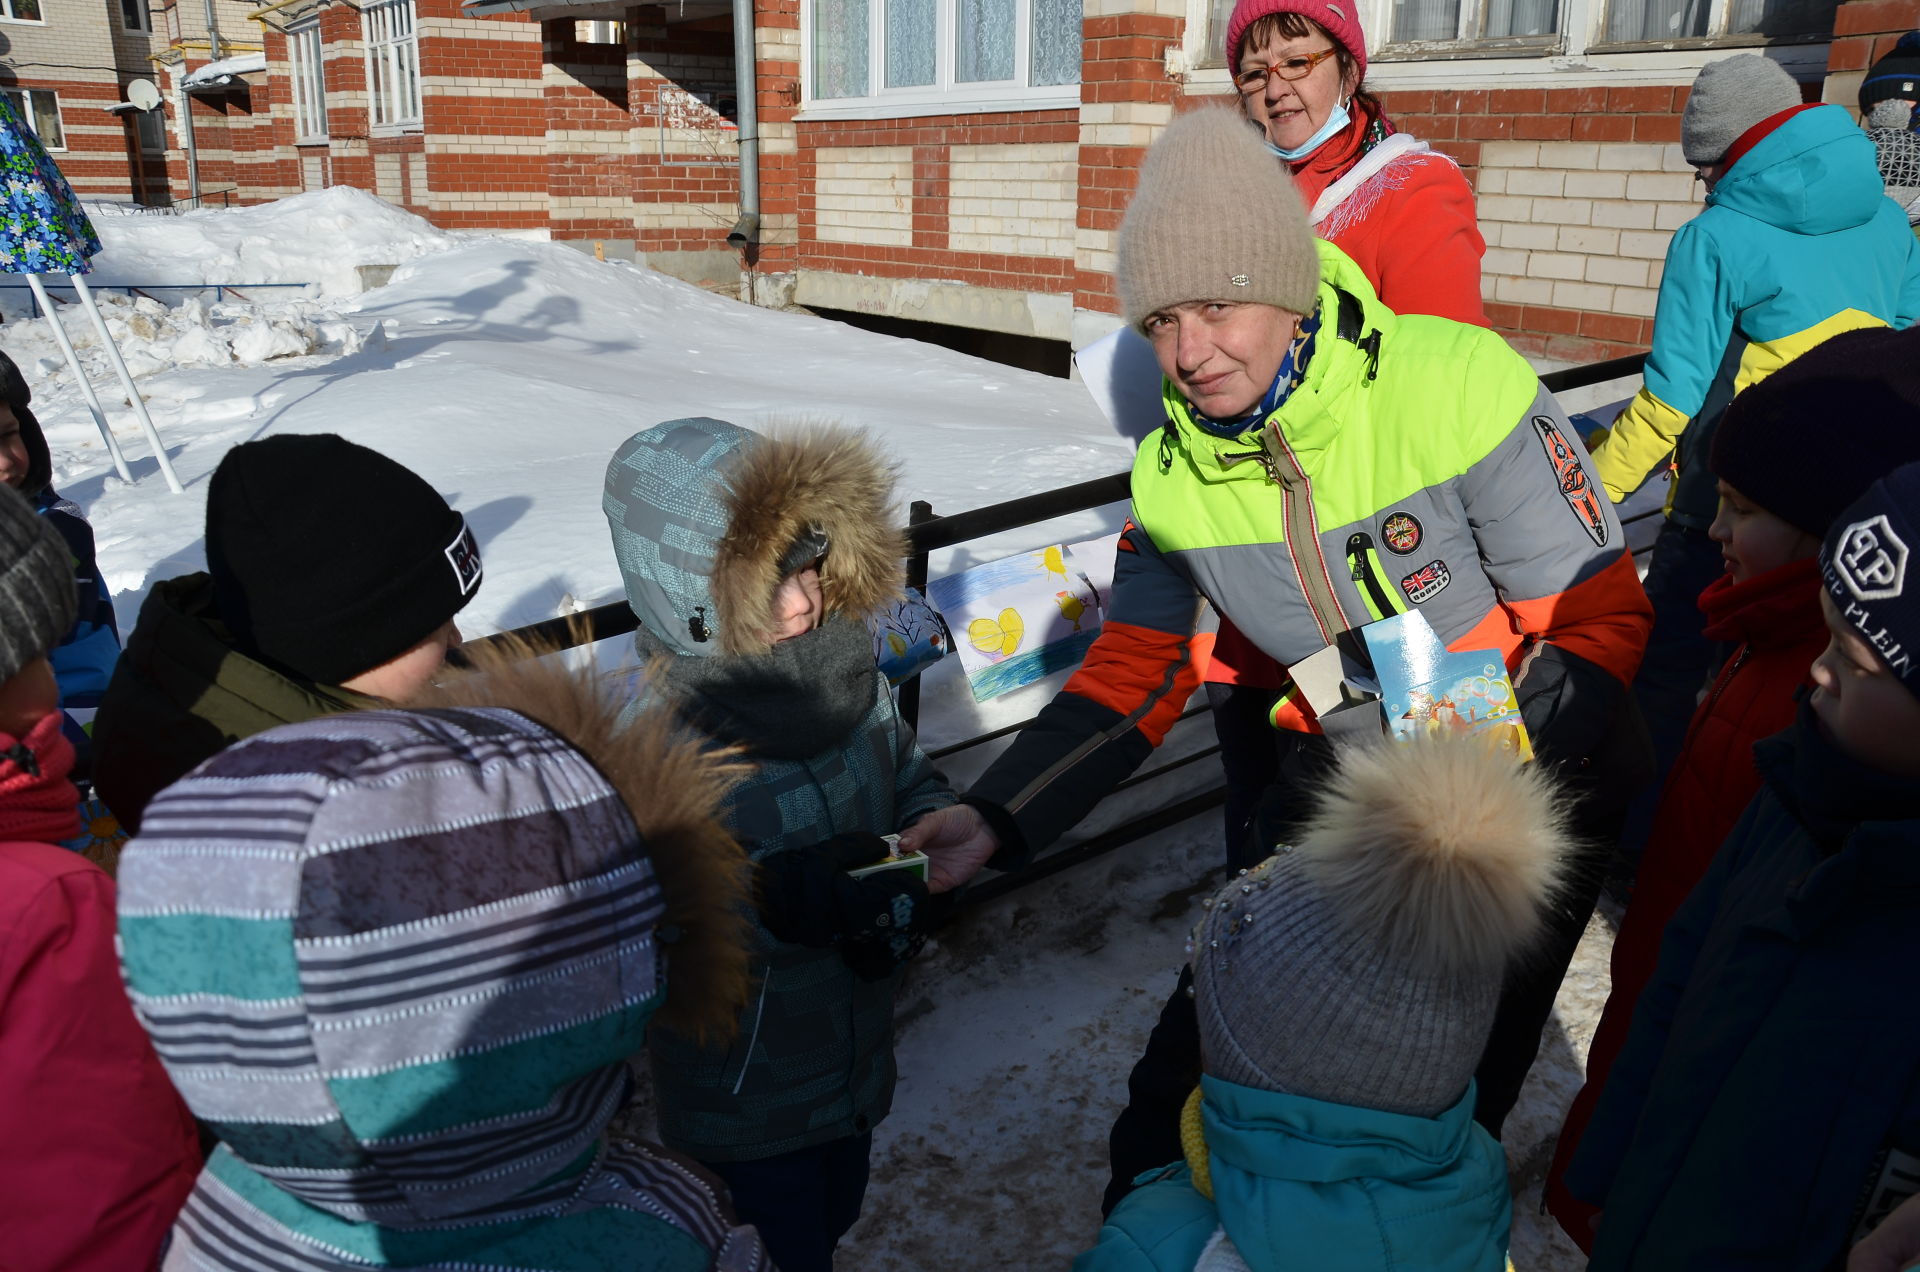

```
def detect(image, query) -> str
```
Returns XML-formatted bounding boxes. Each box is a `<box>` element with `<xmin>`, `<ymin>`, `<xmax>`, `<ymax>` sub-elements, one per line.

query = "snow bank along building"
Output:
<box><xmin>3</xmin><ymin>0</ymin><xmax>1915</xmax><ymax>363</ymax></box>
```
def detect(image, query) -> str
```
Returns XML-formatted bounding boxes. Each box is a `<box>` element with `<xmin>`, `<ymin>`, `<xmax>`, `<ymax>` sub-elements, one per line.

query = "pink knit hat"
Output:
<box><xmin>1224</xmin><ymin>0</ymin><xmax>1367</xmax><ymax>79</ymax></box>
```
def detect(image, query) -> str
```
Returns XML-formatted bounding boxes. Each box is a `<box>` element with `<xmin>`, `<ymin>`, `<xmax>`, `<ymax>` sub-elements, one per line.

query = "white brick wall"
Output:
<box><xmin>948</xmin><ymin>143</ymin><xmax>1077</xmax><ymax>259</ymax></box>
<box><xmin>814</xmin><ymin>145</ymin><xmax>912</xmax><ymax>247</ymax></box>
<box><xmin>1476</xmin><ymin>138</ymin><xmax>1703</xmax><ymax>312</ymax></box>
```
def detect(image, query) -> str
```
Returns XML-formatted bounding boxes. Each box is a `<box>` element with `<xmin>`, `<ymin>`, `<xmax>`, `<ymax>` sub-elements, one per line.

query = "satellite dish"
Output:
<box><xmin>126</xmin><ymin>79</ymin><xmax>162</xmax><ymax>111</ymax></box>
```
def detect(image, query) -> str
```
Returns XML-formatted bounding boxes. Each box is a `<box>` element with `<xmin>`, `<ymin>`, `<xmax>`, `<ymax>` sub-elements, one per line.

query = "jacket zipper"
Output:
<box><xmin>1262</xmin><ymin>422</ymin><xmax>1350</xmax><ymax>647</ymax></box>
<box><xmin>731</xmin><ymin>975</ymin><xmax>770</xmax><ymax>1095</ymax></box>
<box><xmin>1680</xmin><ymin>644</ymin><xmax>1751</xmax><ymax>754</ymax></box>
<box><xmin>1345</xmin><ymin>532</ymin><xmax>1400</xmax><ymax>621</ymax></box>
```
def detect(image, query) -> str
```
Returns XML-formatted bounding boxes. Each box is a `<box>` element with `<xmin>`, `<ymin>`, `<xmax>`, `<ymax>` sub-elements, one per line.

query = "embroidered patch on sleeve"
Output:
<box><xmin>445</xmin><ymin>522</ymin><xmax>483</xmax><ymax>595</ymax></box>
<box><xmin>1381</xmin><ymin>512</ymin><xmax>1422</xmax><ymax>555</ymax></box>
<box><xmin>1532</xmin><ymin>415</ymin><xmax>1609</xmax><ymax>547</ymax></box>
<box><xmin>1401</xmin><ymin>559</ymin><xmax>1451</xmax><ymax>604</ymax></box>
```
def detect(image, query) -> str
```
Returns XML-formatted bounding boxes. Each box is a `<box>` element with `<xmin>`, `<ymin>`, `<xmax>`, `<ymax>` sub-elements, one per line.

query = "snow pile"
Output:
<box><xmin>78</xmin><ymin>186</ymin><xmax>462</xmax><ymax>301</ymax></box>
<box><xmin>0</xmin><ymin>289</ymin><xmax>370</xmax><ymax>385</ymax></box>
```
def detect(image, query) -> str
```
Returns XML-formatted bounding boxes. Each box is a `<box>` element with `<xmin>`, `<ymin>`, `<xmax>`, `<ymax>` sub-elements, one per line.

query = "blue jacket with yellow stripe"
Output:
<box><xmin>1591</xmin><ymin>103</ymin><xmax>1920</xmax><ymax>525</ymax></box>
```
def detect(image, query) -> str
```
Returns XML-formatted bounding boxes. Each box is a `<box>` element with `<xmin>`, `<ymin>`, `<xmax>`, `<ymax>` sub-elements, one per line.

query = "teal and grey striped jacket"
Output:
<box><xmin>116</xmin><ymin>688</ymin><xmax>775</xmax><ymax>1271</ymax></box>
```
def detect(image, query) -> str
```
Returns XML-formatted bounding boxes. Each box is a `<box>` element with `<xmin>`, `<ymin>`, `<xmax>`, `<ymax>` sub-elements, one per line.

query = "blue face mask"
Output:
<box><xmin>1264</xmin><ymin>98</ymin><xmax>1351</xmax><ymax>161</ymax></box>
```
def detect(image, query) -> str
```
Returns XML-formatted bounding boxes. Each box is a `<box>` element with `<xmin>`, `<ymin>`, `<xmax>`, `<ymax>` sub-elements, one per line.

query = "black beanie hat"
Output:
<box><xmin>1711</xmin><ymin>326</ymin><xmax>1920</xmax><ymax>538</ymax></box>
<box><xmin>206</xmin><ymin>434</ymin><xmax>482</xmax><ymax>685</ymax></box>
<box><xmin>1861</xmin><ymin>31</ymin><xmax>1920</xmax><ymax>115</ymax></box>
<box><xmin>0</xmin><ymin>349</ymin><xmax>52</xmax><ymax>498</ymax></box>
<box><xmin>1822</xmin><ymin>461</ymin><xmax>1920</xmax><ymax>685</ymax></box>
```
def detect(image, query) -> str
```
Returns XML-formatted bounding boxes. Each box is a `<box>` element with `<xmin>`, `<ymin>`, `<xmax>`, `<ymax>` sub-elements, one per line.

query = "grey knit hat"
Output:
<box><xmin>1117</xmin><ymin>106</ymin><xmax>1320</xmax><ymax>332</ymax></box>
<box><xmin>1193</xmin><ymin>738</ymin><xmax>1572</xmax><ymax>1117</ymax></box>
<box><xmin>1682</xmin><ymin>54</ymin><xmax>1803</xmax><ymax>164</ymax></box>
<box><xmin>0</xmin><ymin>482</ymin><xmax>74</xmax><ymax>685</ymax></box>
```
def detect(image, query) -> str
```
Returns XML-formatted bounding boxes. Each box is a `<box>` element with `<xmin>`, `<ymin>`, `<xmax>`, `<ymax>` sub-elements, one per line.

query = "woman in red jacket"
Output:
<box><xmin>1544</xmin><ymin>326</ymin><xmax>1920</xmax><ymax>1250</ymax></box>
<box><xmin>1226</xmin><ymin>0</ymin><xmax>1486</xmax><ymax>328</ymax></box>
<box><xmin>1204</xmin><ymin>0</ymin><xmax>1493</xmax><ymax>860</ymax></box>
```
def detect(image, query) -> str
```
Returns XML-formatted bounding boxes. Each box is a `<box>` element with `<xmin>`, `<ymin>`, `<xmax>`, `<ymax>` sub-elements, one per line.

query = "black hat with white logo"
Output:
<box><xmin>207</xmin><ymin>433</ymin><xmax>482</xmax><ymax>686</ymax></box>
<box><xmin>1822</xmin><ymin>460</ymin><xmax>1920</xmax><ymax>685</ymax></box>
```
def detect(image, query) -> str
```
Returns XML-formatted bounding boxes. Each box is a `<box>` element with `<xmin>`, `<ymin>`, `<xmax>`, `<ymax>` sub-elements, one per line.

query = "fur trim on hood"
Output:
<box><xmin>415</xmin><ymin>635</ymin><xmax>757</xmax><ymax>1045</ymax></box>
<box><xmin>711</xmin><ymin>424</ymin><xmax>905</xmax><ymax>655</ymax></box>
<box><xmin>1294</xmin><ymin>735</ymin><xmax>1574</xmax><ymax>977</ymax></box>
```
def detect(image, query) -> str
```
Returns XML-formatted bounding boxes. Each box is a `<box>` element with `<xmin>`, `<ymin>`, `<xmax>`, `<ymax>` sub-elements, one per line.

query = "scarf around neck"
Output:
<box><xmin>638</xmin><ymin>614</ymin><xmax>879</xmax><ymax>760</ymax></box>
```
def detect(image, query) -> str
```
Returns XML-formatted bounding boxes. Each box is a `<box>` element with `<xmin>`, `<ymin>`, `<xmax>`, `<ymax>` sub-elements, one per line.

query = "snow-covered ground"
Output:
<box><xmin>10</xmin><ymin>188</ymin><xmax>1633</xmax><ymax>1267</ymax></box>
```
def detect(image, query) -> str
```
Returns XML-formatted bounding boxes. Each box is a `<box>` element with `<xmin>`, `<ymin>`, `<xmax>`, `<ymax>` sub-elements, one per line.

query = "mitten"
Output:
<box><xmin>759</xmin><ymin>833</ymin><xmax>938</xmax><ymax>980</ymax></box>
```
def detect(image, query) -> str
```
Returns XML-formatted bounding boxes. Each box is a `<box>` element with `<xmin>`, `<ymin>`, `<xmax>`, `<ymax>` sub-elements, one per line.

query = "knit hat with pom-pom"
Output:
<box><xmin>1191</xmin><ymin>736</ymin><xmax>1572</xmax><ymax>1116</ymax></box>
<box><xmin>1117</xmin><ymin>106</ymin><xmax>1320</xmax><ymax>332</ymax></box>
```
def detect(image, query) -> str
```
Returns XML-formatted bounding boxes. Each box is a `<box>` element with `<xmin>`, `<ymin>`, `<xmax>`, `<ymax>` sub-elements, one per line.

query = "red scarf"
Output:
<box><xmin>1697</xmin><ymin>557</ymin><xmax>1824</xmax><ymax>649</ymax></box>
<box><xmin>0</xmin><ymin>712</ymin><xmax>81</xmax><ymax>846</ymax></box>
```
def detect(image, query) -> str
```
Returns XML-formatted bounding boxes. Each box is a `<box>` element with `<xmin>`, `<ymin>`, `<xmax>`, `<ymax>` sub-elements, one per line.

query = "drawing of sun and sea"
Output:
<box><xmin>925</xmin><ymin>538</ymin><xmax>1115</xmax><ymax>702</ymax></box>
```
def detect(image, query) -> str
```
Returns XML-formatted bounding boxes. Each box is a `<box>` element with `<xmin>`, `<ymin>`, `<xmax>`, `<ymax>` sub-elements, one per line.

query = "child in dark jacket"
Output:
<box><xmin>0</xmin><ymin>352</ymin><xmax>121</xmax><ymax>780</ymax></box>
<box><xmin>603</xmin><ymin>418</ymin><xmax>954</xmax><ymax>1272</ymax></box>
<box><xmin>93</xmin><ymin>433</ymin><xmax>482</xmax><ymax>832</ymax></box>
<box><xmin>117</xmin><ymin>647</ymin><xmax>775</xmax><ymax>1271</ymax></box>
<box><xmin>1546</xmin><ymin>325</ymin><xmax>1920</xmax><ymax>1246</ymax></box>
<box><xmin>0</xmin><ymin>482</ymin><xmax>201</xmax><ymax>1271</ymax></box>
<box><xmin>1079</xmin><ymin>736</ymin><xmax>1574</xmax><ymax>1272</ymax></box>
<box><xmin>1565</xmin><ymin>461</ymin><xmax>1920</xmax><ymax>1270</ymax></box>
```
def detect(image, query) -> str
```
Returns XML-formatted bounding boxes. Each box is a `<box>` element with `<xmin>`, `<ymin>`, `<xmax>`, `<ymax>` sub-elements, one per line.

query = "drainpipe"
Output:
<box><xmin>724</xmin><ymin>0</ymin><xmax>760</xmax><ymax>250</ymax></box>
<box><xmin>178</xmin><ymin>82</ymin><xmax>202</xmax><ymax>201</ymax></box>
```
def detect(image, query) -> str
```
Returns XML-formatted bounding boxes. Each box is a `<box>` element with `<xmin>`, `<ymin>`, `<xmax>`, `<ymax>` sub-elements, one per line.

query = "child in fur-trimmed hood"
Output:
<box><xmin>603</xmin><ymin>417</ymin><xmax>957</xmax><ymax>1272</ymax></box>
<box><xmin>1078</xmin><ymin>736</ymin><xmax>1574</xmax><ymax>1272</ymax></box>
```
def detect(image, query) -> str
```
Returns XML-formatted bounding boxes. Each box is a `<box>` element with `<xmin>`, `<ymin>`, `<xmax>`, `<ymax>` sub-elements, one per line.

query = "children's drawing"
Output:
<box><xmin>927</xmin><ymin>537</ymin><xmax>1117</xmax><ymax>701</ymax></box>
<box><xmin>871</xmin><ymin>587</ymin><xmax>949</xmax><ymax>686</ymax></box>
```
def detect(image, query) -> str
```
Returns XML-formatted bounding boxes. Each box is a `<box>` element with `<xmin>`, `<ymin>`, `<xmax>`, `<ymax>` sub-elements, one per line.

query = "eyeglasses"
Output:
<box><xmin>1234</xmin><ymin>48</ymin><xmax>1338</xmax><ymax>94</ymax></box>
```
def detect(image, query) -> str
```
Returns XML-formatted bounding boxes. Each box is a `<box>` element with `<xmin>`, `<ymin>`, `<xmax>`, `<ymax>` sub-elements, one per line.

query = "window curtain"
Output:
<box><xmin>812</xmin><ymin>0</ymin><xmax>869</xmax><ymax>97</ymax></box>
<box><xmin>886</xmin><ymin>0</ymin><xmax>936</xmax><ymax>86</ymax></box>
<box><xmin>1485</xmin><ymin>0</ymin><xmax>1557</xmax><ymax>36</ymax></box>
<box><xmin>1604</xmin><ymin>0</ymin><xmax>1706</xmax><ymax>41</ymax></box>
<box><xmin>1030</xmin><ymin>0</ymin><xmax>1081</xmax><ymax>84</ymax></box>
<box><xmin>1391</xmin><ymin>0</ymin><xmax>1459</xmax><ymax>41</ymax></box>
<box><xmin>957</xmin><ymin>0</ymin><xmax>1015</xmax><ymax>81</ymax></box>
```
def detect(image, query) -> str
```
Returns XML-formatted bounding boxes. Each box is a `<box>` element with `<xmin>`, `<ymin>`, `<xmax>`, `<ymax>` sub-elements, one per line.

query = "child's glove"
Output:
<box><xmin>759</xmin><ymin>833</ymin><xmax>937</xmax><ymax>980</ymax></box>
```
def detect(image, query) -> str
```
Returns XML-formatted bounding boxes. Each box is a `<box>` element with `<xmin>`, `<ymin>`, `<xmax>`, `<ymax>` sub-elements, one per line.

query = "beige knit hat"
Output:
<box><xmin>1117</xmin><ymin>106</ymin><xmax>1320</xmax><ymax>332</ymax></box>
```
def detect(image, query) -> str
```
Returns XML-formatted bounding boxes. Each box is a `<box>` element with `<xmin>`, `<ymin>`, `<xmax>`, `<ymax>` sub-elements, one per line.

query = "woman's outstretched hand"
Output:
<box><xmin>899</xmin><ymin>804</ymin><xmax>1000</xmax><ymax>894</ymax></box>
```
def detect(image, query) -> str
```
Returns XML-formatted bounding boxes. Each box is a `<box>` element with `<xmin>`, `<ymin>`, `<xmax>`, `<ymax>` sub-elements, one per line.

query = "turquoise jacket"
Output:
<box><xmin>1077</xmin><ymin>1077</ymin><xmax>1509</xmax><ymax>1272</ymax></box>
<box><xmin>1592</xmin><ymin>103</ymin><xmax>1920</xmax><ymax>525</ymax></box>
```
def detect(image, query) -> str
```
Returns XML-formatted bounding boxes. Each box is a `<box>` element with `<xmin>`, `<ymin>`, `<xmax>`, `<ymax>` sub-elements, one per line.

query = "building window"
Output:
<box><xmin>807</xmin><ymin>0</ymin><xmax>1081</xmax><ymax>111</ymax></box>
<box><xmin>1384</xmin><ymin>0</ymin><xmax>1558</xmax><ymax>46</ymax></box>
<box><xmin>288</xmin><ymin>21</ymin><xmax>329</xmax><ymax>141</ymax></box>
<box><xmin>1600</xmin><ymin>0</ymin><xmax>1836</xmax><ymax>44</ymax></box>
<box><xmin>0</xmin><ymin>0</ymin><xmax>41</xmax><ymax>19</ymax></box>
<box><xmin>134</xmin><ymin>105</ymin><xmax>166</xmax><ymax>152</ymax></box>
<box><xmin>119</xmin><ymin>0</ymin><xmax>150</xmax><ymax>31</ymax></box>
<box><xmin>1</xmin><ymin>89</ymin><xmax>63</xmax><ymax>148</ymax></box>
<box><xmin>363</xmin><ymin>0</ymin><xmax>421</xmax><ymax>128</ymax></box>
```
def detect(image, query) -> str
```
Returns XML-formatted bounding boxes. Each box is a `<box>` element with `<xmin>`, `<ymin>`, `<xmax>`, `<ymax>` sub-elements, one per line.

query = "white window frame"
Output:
<box><xmin>0</xmin><ymin>0</ymin><xmax>44</xmax><ymax>24</ymax></box>
<box><xmin>798</xmin><ymin>0</ymin><xmax>1081</xmax><ymax>120</ymax></box>
<box><xmin>1180</xmin><ymin>0</ymin><xmax>1833</xmax><ymax>84</ymax></box>
<box><xmin>288</xmin><ymin>20</ymin><xmax>329</xmax><ymax>143</ymax></box>
<box><xmin>362</xmin><ymin>0</ymin><xmax>422</xmax><ymax>130</ymax></box>
<box><xmin>2</xmin><ymin>89</ymin><xmax>64</xmax><ymax>148</ymax></box>
<box><xmin>119</xmin><ymin>0</ymin><xmax>151</xmax><ymax>33</ymax></box>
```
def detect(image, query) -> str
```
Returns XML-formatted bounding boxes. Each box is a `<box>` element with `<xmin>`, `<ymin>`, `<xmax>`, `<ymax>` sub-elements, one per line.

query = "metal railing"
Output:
<box><xmin>470</xmin><ymin>349</ymin><xmax>1653</xmax><ymax>897</ymax></box>
<box><xmin>4</xmin><ymin>280</ymin><xmax>315</xmax><ymax>319</ymax></box>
